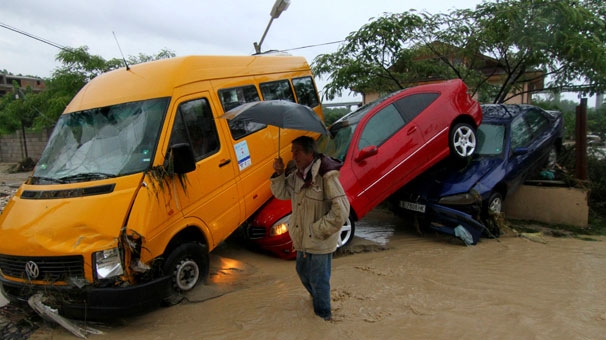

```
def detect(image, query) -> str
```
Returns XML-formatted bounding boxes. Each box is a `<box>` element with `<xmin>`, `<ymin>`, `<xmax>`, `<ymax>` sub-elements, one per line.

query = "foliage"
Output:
<box><xmin>322</xmin><ymin>107</ymin><xmax>351</xmax><ymax>126</ymax></box>
<box><xmin>0</xmin><ymin>47</ymin><xmax>176</xmax><ymax>134</ymax></box>
<box><xmin>586</xmin><ymin>105</ymin><xmax>606</xmax><ymax>136</ymax></box>
<box><xmin>312</xmin><ymin>0</ymin><xmax>606</xmax><ymax>103</ymax></box>
<box><xmin>533</xmin><ymin>97</ymin><xmax>606</xmax><ymax>141</ymax></box>
<box><xmin>555</xmin><ymin>144</ymin><xmax>606</xmax><ymax>235</ymax></box>
<box><xmin>146</xmin><ymin>149</ymin><xmax>189</xmax><ymax>197</ymax></box>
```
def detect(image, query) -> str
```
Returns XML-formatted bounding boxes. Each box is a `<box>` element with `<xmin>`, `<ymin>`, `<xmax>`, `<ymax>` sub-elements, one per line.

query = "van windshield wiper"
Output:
<box><xmin>30</xmin><ymin>176</ymin><xmax>67</xmax><ymax>184</ymax></box>
<box><xmin>59</xmin><ymin>172</ymin><xmax>116</xmax><ymax>182</ymax></box>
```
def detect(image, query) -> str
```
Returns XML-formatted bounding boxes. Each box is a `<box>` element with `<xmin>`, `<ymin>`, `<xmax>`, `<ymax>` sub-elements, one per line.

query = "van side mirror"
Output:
<box><xmin>169</xmin><ymin>143</ymin><xmax>196</xmax><ymax>174</ymax></box>
<box><xmin>355</xmin><ymin>145</ymin><xmax>378</xmax><ymax>162</ymax></box>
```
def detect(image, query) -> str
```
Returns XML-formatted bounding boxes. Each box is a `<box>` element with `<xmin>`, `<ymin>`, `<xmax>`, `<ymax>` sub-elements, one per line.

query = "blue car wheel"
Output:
<box><xmin>483</xmin><ymin>192</ymin><xmax>503</xmax><ymax>238</ymax></box>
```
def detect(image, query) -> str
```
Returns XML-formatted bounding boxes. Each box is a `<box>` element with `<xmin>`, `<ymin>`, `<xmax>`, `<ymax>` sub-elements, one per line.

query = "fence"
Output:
<box><xmin>0</xmin><ymin>129</ymin><xmax>52</xmax><ymax>163</ymax></box>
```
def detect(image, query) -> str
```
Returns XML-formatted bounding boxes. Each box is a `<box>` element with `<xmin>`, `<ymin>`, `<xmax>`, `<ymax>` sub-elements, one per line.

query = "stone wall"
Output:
<box><xmin>0</xmin><ymin>129</ymin><xmax>51</xmax><ymax>163</ymax></box>
<box><xmin>503</xmin><ymin>184</ymin><xmax>589</xmax><ymax>228</ymax></box>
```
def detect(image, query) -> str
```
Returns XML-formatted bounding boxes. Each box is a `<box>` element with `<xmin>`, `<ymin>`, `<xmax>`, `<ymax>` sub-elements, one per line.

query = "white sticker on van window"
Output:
<box><xmin>235</xmin><ymin>140</ymin><xmax>252</xmax><ymax>171</ymax></box>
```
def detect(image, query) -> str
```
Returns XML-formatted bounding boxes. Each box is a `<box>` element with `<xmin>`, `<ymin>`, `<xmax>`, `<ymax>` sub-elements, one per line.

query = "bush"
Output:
<box><xmin>556</xmin><ymin>143</ymin><xmax>606</xmax><ymax>234</ymax></box>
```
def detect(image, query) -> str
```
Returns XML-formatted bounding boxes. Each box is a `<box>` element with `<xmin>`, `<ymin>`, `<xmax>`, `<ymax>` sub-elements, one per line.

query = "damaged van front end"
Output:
<box><xmin>0</xmin><ymin>178</ymin><xmax>173</xmax><ymax>319</ymax></box>
<box><xmin>0</xmin><ymin>97</ymin><xmax>176</xmax><ymax>320</ymax></box>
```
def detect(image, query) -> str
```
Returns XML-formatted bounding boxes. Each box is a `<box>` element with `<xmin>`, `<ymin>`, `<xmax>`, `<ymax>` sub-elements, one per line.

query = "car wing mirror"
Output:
<box><xmin>355</xmin><ymin>145</ymin><xmax>378</xmax><ymax>162</ymax></box>
<box><xmin>512</xmin><ymin>147</ymin><xmax>529</xmax><ymax>156</ymax></box>
<box><xmin>168</xmin><ymin>143</ymin><xmax>196</xmax><ymax>174</ymax></box>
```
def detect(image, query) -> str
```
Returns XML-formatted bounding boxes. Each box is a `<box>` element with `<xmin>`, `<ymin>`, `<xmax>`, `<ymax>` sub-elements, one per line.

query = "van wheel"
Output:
<box><xmin>337</xmin><ymin>216</ymin><xmax>355</xmax><ymax>248</ymax></box>
<box><xmin>163</xmin><ymin>242</ymin><xmax>209</xmax><ymax>305</ymax></box>
<box><xmin>450</xmin><ymin>123</ymin><xmax>476</xmax><ymax>159</ymax></box>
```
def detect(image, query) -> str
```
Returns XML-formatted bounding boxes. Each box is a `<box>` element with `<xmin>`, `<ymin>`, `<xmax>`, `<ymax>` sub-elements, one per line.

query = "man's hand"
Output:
<box><xmin>273</xmin><ymin>157</ymin><xmax>285</xmax><ymax>175</ymax></box>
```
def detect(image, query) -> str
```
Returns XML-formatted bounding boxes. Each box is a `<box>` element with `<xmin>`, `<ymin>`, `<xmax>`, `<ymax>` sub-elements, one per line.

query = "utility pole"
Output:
<box><xmin>253</xmin><ymin>0</ymin><xmax>290</xmax><ymax>54</ymax></box>
<box><xmin>14</xmin><ymin>89</ymin><xmax>29</xmax><ymax>160</ymax></box>
<box><xmin>575</xmin><ymin>98</ymin><xmax>588</xmax><ymax>180</ymax></box>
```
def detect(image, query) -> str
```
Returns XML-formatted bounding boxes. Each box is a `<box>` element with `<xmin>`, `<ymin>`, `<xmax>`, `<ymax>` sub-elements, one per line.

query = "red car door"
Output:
<box><xmin>349</xmin><ymin>101</ymin><xmax>426</xmax><ymax>218</ymax></box>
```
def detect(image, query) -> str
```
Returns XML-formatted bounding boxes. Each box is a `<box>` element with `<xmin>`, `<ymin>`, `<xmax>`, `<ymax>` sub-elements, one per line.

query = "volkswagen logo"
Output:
<box><xmin>25</xmin><ymin>261</ymin><xmax>40</xmax><ymax>280</ymax></box>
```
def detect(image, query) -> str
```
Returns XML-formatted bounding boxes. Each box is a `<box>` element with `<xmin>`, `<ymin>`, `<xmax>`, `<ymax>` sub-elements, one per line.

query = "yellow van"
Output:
<box><xmin>0</xmin><ymin>55</ymin><xmax>322</xmax><ymax>319</ymax></box>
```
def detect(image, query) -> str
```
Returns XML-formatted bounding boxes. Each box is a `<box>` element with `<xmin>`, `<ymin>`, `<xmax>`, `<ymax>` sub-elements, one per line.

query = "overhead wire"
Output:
<box><xmin>1</xmin><ymin>21</ymin><xmax>342</xmax><ymax>59</ymax></box>
<box><xmin>0</xmin><ymin>22</ymin><xmax>67</xmax><ymax>51</ymax></box>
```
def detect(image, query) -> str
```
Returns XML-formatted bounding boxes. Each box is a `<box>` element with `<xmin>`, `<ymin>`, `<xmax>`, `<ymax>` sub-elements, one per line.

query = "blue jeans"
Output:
<box><xmin>296</xmin><ymin>252</ymin><xmax>332</xmax><ymax>319</ymax></box>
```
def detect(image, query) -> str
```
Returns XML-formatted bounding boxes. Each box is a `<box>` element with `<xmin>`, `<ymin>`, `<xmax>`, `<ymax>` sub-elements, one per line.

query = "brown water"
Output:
<box><xmin>13</xmin><ymin>208</ymin><xmax>606</xmax><ymax>339</ymax></box>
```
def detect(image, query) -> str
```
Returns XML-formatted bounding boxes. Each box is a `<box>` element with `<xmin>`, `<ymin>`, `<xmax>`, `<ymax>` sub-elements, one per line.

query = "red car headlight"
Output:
<box><xmin>270</xmin><ymin>215</ymin><xmax>290</xmax><ymax>237</ymax></box>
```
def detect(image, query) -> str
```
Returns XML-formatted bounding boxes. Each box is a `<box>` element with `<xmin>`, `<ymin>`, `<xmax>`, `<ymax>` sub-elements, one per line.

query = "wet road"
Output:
<box><xmin>2</xmin><ymin>206</ymin><xmax>606</xmax><ymax>339</ymax></box>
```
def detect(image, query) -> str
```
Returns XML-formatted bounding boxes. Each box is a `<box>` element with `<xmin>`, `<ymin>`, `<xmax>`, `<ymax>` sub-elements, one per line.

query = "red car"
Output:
<box><xmin>247</xmin><ymin>79</ymin><xmax>482</xmax><ymax>259</ymax></box>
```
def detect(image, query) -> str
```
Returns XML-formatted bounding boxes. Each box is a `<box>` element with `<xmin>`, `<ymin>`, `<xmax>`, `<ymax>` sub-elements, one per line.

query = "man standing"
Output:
<box><xmin>271</xmin><ymin>136</ymin><xmax>350</xmax><ymax>321</ymax></box>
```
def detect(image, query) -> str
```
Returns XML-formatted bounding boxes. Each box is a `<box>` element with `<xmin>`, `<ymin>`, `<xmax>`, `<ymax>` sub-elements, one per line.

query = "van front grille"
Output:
<box><xmin>0</xmin><ymin>254</ymin><xmax>84</xmax><ymax>282</ymax></box>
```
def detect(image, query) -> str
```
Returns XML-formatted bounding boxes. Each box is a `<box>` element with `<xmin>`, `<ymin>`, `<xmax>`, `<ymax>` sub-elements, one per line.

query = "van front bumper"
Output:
<box><xmin>0</xmin><ymin>274</ymin><xmax>172</xmax><ymax>320</ymax></box>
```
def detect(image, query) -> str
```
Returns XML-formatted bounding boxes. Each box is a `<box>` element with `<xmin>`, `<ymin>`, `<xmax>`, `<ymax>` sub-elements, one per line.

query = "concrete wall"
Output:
<box><xmin>0</xmin><ymin>129</ymin><xmax>51</xmax><ymax>163</ymax></box>
<box><xmin>503</xmin><ymin>184</ymin><xmax>589</xmax><ymax>228</ymax></box>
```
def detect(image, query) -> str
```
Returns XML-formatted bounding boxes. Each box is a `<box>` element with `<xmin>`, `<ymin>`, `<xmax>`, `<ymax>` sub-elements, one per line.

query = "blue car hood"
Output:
<box><xmin>409</xmin><ymin>157</ymin><xmax>503</xmax><ymax>199</ymax></box>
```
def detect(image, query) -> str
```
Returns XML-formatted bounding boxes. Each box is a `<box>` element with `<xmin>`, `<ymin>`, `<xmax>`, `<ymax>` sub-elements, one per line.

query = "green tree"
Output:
<box><xmin>322</xmin><ymin>107</ymin><xmax>351</xmax><ymax>125</ymax></box>
<box><xmin>312</xmin><ymin>0</ymin><xmax>606</xmax><ymax>103</ymax></box>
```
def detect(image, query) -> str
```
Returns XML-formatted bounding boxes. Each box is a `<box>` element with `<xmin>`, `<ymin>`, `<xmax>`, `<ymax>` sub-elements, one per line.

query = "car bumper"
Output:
<box><xmin>253</xmin><ymin>237</ymin><xmax>296</xmax><ymax>260</ymax></box>
<box><xmin>0</xmin><ymin>274</ymin><xmax>172</xmax><ymax>320</ymax></box>
<box><xmin>399</xmin><ymin>199</ymin><xmax>487</xmax><ymax>244</ymax></box>
<box><xmin>247</xmin><ymin>227</ymin><xmax>296</xmax><ymax>260</ymax></box>
<box><xmin>425</xmin><ymin>203</ymin><xmax>487</xmax><ymax>244</ymax></box>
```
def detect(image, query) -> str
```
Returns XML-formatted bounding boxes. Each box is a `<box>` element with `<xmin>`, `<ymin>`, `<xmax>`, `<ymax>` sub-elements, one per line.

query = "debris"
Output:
<box><xmin>520</xmin><ymin>232</ymin><xmax>547</xmax><ymax>244</ymax></box>
<box><xmin>454</xmin><ymin>225</ymin><xmax>474</xmax><ymax>246</ymax></box>
<box><xmin>27</xmin><ymin>293</ymin><xmax>102</xmax><ymax>339</ymax></box>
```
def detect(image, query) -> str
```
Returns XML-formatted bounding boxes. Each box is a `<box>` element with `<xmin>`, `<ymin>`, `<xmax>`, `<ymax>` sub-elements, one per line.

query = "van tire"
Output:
<box><xmin>163</xmin><ymin>242</ymin><xmax>209</xmax><ymax>305</ymax></box>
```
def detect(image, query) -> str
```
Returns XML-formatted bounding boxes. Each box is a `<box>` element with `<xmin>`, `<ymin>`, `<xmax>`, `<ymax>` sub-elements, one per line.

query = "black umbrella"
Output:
<box><xmin>221</xmin><ymin>100</ymin><xmax>329</xmax><ymax>156</ymax></box>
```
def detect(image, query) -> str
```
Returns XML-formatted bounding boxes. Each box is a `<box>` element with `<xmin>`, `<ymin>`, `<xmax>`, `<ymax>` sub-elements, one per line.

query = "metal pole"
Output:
<box><xmin>575</xmin><ymin>98</ymin><xmax>588</xmax><ymax>180</ymax></box>
<box><xmin>254</xmin><ymin>17</ymin><xmax>275</xmax><ymax>54</ymax></box>
<box><xmin>20</xmin><ymin>120</ymin><xmax>29</xmax><ymax>160</ymax></box>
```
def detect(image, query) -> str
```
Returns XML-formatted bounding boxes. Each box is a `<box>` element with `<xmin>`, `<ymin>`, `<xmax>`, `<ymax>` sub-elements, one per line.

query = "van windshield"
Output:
<box><xmin>33</xmin><ymin>98</ymin><xmax>169</xmax><ymax>184</ymax></box>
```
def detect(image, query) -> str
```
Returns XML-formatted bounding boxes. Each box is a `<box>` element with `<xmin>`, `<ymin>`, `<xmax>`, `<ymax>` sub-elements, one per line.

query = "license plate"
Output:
<box><xmin>401</xmin><ymin>201</ymin><xmax>426</xmax><ymax>213</ymax></box>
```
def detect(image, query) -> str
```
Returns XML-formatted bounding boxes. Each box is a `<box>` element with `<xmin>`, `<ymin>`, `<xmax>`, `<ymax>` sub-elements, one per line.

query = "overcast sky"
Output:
<box><xmin>0</xmin><ymin>0</ymin><xmax>483</xmax><ymax>102</ymax></box>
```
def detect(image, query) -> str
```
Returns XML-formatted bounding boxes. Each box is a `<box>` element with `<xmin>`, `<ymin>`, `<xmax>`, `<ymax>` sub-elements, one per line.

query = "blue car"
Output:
<box><xmin>390</xmin><ymin>104</ymin><xmax>564</xmax><ymax>242</ymax></box>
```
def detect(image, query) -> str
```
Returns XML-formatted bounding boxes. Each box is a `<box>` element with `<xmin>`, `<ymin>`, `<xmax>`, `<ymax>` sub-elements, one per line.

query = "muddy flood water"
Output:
<box><xmin>2</xmin><ymin>206</ymin><xmax>603</xmax><ymax>340</ymax></box>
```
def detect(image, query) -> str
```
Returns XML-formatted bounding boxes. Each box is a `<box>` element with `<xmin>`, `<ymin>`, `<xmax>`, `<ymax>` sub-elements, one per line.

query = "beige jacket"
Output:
<box><xmin>270</xmin><ymin>156</ymin><xmax>350</xmax><ymax>254</ymax></box>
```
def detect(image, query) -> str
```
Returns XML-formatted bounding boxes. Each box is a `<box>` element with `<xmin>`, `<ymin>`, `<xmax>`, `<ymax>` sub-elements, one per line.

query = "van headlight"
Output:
<box><xmin>94</xmin><ymin>248</ymin><xmax>124</xmax><ymax>279</ymax></box>
<box><xmin>270</xmin><ymin>215</ymin><xmax>291</xmax><ymax>237</ymax></box>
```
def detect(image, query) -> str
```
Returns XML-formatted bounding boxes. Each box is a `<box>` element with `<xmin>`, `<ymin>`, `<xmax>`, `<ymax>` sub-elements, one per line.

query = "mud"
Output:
<box><xmin>1</xmin><ymin>164</ymin><xmax>605</xmax><ymax>339</ymax></box>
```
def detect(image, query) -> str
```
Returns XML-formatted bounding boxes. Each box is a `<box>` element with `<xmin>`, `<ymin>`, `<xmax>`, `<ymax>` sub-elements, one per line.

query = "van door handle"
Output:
<box><xmin>407</xmin><ymin>126</ymin><xmax>417</xmax><ymax>135</ymax></box>
<box><xmin>219</xmin><ymin>159</ymin><xmax>231</xmax><ymax>167</ymax></box>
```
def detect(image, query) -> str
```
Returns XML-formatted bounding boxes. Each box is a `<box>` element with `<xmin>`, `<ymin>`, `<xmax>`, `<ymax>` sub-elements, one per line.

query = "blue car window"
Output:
<box><xmin>358</xmin><ymin>104</ymin><xmax>405</xmax><ymax>149</ymax></box>
<box><xmin>477</xmin><ymin>124</ymin><xmax>505</xmax><ymax>156</ymax></box>
<box><xmin>524</xmin><ymin>108</ymin><xmax>550</xmax><ymax>136</ymax></box>
<box><xmin>510</xmin><ymin>116</ymin><xmax>532</xmax><ymax>149</ymax></box>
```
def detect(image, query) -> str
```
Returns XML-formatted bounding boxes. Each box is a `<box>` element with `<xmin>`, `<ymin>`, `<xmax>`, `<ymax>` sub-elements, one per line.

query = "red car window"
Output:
<box><xmin>393</xmin><ymin>93</ymin><xmax>440</xmax><ymax>122</ymax></box>
<box><xmin>358</xmin><ymin>104</ymin><xmax>405</xmax><ymax>149</ymax></box>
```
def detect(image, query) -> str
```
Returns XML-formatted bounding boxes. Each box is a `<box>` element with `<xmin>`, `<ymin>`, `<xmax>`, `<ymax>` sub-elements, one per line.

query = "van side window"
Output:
<box><xmin>218</xmin><ymin>85</ymin><xmax>266</xmax><ymax>140</ymax></box>
<box><xmin>292</xmin><ymin>76</ymin><xmax>319</xmax><ymax>108</ymax></box>
<box><xmin>260</xmin><ymin>80</ymin><xmax>295</xmax><ymax>102</ymax></box>
<box><xmin>219</xmin><ymin>85</ymin><xmax>260</xmax><ymax>112</ymax></box>
<box><xmin>169</xmin><ymin>98</ymin><xmax>220</xmax><ymax>160</ymax></box>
